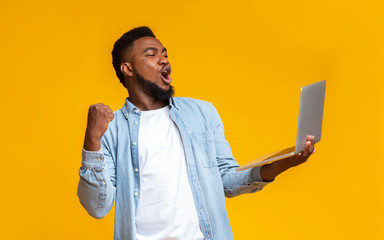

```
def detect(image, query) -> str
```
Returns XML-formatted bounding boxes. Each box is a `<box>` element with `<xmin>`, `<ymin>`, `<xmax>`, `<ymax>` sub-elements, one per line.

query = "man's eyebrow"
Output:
<box><xmin>143</xmin><ymin>47</ymin><xmax>158</xmax><ymax>53</ymax></box>
<box><xmin>143</xmin><ymin>47</ymin><xmax>167</xmax><ymax>53</ymax></box>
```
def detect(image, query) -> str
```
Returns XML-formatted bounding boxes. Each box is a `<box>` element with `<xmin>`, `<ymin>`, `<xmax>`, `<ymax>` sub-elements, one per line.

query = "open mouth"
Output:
<box><xmin>160</xmin><ymin>66</ymin><xmax>172</xmax><ymax>84</ymax></box>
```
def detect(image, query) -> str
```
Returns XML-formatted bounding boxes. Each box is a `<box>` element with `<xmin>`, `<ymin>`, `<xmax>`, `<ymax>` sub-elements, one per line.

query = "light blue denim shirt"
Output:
<box><xmin>77</xmin><ymin>97</ymin><xmax>272</xmax><ymax>240</ymax></box>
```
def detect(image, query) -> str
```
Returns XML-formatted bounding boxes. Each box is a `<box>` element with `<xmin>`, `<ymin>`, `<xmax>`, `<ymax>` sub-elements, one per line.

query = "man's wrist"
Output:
<box><xmin>83</xmin><ymin>136</ymin><xmax>101</xmax><ymax>151</ymax></box>
<box><xmin>271</xmin><ymin>159</ymin><xmax>294</xmax><ymax>172</ymax></box>
<box><xmin>260</xmin><ymin>160</ymin><xmax>292</xmax><ymax>181</ymax></box>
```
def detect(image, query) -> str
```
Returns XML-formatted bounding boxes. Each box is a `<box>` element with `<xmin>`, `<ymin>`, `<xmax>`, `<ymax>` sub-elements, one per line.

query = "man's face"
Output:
<box><xmin>128</xmin><ymin>37</ymin><xmax>173</xmax><ymax>99</ymax></box>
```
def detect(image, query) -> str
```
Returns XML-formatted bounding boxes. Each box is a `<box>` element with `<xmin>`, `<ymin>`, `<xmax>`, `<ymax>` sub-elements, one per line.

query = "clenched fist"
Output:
<box><xmin>83</xmin><ymin>103</ymin><xmax>114</xmax><ymax>151</ymax></box>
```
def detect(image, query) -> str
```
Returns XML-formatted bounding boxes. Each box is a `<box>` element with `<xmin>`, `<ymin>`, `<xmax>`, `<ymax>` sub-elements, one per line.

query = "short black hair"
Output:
<box><xmin>111</xmin><ymin>26</ymin><xmax>156</xmax><ymax>87</ymax></box>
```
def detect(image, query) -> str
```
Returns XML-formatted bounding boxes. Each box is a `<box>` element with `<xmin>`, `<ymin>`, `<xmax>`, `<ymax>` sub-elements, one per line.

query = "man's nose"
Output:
<box><xmin>159</xmin><ymin>55</ymin><xmax>169</xmax><ymax>65</ymax></box>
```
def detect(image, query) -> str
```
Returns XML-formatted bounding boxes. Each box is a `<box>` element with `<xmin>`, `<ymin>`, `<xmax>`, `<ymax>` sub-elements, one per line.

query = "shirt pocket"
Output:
<box><xmin>191</xmin><ymin>131</ymin><xmax>218</xmax><ymax>168</ymax></box>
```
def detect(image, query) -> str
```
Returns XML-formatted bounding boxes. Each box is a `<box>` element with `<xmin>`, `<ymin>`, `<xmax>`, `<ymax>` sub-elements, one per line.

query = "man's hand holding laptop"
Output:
<box><xmin>260</xmin><ymin>135</ymin><xmax>316</xmax><ymax>182</ymax></box>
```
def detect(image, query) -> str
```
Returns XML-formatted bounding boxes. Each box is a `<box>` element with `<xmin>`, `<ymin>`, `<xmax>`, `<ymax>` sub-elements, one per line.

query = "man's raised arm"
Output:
<box><xmin>77</xmin><ymin>104</ymin><xmax>116</xmax><ymax>219</ymax></box>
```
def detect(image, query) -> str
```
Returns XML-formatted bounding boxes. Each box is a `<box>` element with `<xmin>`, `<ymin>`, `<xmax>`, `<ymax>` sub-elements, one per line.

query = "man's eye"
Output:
<box><xmin>163</xmin><ymin>55</ymin><xmax>168</xmax><ymax>58</ymax></box>
<box><xmin>147</xmin><ymin>54</ymin><xmax>155</xmax><ymax>57</ymax></box>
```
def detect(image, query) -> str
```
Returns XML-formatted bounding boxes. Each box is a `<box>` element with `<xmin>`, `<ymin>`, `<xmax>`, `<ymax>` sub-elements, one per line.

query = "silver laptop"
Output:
<box><xmin>236</xmin><ymin>80</ymin><xmax>326</xmax><ymax>171</ymax></box>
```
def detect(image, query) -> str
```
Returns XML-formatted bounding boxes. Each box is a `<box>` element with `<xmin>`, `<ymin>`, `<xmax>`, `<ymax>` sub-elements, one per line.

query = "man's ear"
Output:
<box><xmin>121</xmin><ymin>62</ymin><xmax>133</xmax><ymax>77</ymax></box>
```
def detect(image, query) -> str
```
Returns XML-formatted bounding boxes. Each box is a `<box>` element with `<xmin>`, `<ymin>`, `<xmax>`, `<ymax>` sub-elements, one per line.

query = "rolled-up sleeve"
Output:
<box><xmin>77</xmin><ymin>140</ymin><xmax>116</xmax><ymax>219</ymax></box>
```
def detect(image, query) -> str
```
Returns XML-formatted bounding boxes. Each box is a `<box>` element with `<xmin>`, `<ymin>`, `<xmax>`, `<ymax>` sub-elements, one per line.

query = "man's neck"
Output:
<box><xmin>127</xmin><ymin>92</ymin><xmax>169</xmax><ymax>111</ymax></box>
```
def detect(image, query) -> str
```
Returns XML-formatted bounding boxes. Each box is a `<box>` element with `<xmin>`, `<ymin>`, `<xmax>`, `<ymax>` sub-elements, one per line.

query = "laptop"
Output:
<box><xmin>236</xmin><ymin>80</ymin><xmax>326</xmax><ymax>171</ymax></box>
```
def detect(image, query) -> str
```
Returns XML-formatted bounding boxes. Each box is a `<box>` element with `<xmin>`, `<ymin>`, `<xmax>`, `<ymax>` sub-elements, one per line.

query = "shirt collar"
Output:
<box><xmin>121</xmin><ymin>97</ymin><xmax>178</xmax><ymax>119</ymax></box>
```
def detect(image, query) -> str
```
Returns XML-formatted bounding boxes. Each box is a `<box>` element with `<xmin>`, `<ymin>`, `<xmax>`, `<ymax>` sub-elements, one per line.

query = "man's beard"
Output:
<box><xmin>136</xmin><ymin>72</ymin><xmax>174</xmax><ymax>100</ymax></box>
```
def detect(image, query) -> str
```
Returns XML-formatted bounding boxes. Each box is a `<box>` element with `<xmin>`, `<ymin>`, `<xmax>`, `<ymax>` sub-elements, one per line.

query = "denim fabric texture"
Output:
<box><xmin>77</xmin><ymin>97</ymin><xmax>272</xmax><ymax>240</ymax></box>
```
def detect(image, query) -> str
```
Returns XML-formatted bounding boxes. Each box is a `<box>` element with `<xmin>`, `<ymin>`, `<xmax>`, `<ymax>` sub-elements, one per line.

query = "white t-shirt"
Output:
<box><xmin>135</xmin><ymin>105</ymin><xmax>204</xmax><ymax>240</ymax></box>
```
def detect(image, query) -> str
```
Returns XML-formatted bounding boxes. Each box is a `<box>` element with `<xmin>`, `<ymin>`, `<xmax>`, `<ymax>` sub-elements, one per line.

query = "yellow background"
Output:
<box><xmin>0</xmin><ymin>0</ymin><xmax>383</xmax><ymax>239</ymax></box>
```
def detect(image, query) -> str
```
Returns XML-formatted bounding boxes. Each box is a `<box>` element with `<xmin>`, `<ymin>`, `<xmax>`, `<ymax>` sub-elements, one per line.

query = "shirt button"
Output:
<box><xmin>132</xmin><ymin>142</ymin><xmax>137</xmax><ymax>146</ymax></box>
<box><xmin>134</xmin><ymin>192</ymin><xmax>139</xmax><ymax>196</ymax></box>
<box><xmin>135</xmin><ymin>168</ymin><xmax>139</xmax><ymax>172</ymax></box>
<box><xmin>134</xmin><ymin>121</ymin><xmax>138</xmax><ymax>124</ymax></box>
<box><xmin>135</xmin><ymin>109</ymin><xmax>139</xmax><ymax>114</ymax></box>
<box><xmin>97</xmin><ymin>157</ymin><xmax>102</xmax><ymax>162</ymax></box>
<box><xmin>102</xmin><ymin>181</ymin><xmax>106</xmax><ymax>186</ymax></box>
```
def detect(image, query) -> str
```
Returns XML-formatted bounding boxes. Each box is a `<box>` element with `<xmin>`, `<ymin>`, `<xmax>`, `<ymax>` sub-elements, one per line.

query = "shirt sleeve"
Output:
<box><xmin>77</xmin><ymin>137</ymin><xmax>116</xmax><ymax>219</ymax></box>
<box><xmin>209</xmin><ymin>103</ymin><xmax>273</xmax><ymax>198</ymax></box>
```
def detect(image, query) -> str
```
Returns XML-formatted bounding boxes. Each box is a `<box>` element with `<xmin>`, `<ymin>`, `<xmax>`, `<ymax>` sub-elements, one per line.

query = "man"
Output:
<box><xmin>77</xmin><ymin>26</ymin><xmax>315</xmax><ymax>240</ymax></box>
